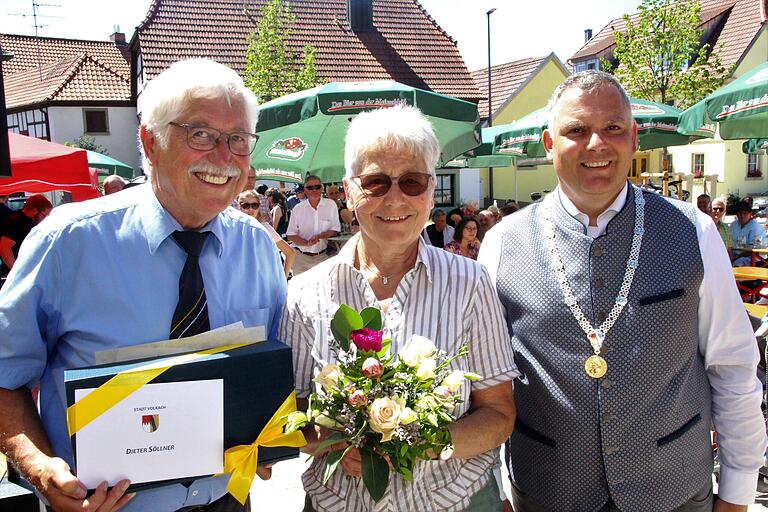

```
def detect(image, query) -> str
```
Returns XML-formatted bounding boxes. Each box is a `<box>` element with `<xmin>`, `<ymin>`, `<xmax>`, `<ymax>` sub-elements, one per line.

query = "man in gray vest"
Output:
<box><xmin>479</xmin><ymin>71</ymin><xmax>766</xmax><ymax>512</ymax></box>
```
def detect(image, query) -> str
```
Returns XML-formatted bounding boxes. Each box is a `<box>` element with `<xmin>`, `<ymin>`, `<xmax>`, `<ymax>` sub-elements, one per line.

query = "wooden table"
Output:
<box><xmin>744</xmin><ymin>302</ymin><xmax>768</xmax><ymax>318</ymax></box>
<box><xmin>733</xmin><ymin>266</ymin><xmax>768</xmax><ymax>302</ymax></box>
<box><xmin>732</xmin><ymin>246</ymin><xmax>768</xmax><ymax>267</ymax></box>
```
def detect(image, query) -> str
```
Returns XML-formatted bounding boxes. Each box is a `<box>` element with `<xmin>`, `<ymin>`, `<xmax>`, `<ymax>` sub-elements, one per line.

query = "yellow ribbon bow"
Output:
<box><xmin>223</xmin><ymin>390</ymin><xmax>307</xmax><ymax>504</ymax></box>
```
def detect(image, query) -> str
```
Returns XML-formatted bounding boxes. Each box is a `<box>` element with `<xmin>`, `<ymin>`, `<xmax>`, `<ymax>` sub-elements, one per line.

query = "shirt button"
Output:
<box><xmin>192</xmin><ymin>490</ymin><xmax>199</xmax><ymax>497</ymax></box>
<box><xmin>596</xmin><ymin>311</ymin><xmax>607</xmax><ymax>323</ymax></box>
<box><xmin>593</xmin><ymin>246</ymin><xmax>605</xmax><ymax>257</ymax></box>
<box><xmin>595</xmin><ymin>277</ymin><xmax>605</xmax><ymax>289</ymax></box>
<box><xmin>604</xmin><ymin>447</ymin><xmax>618</xmax><ymax>456</ymax></box>
<box><xmin>601</xmin><ymin>379</ymin><xmax>615</xmax><ymax>389</ymax></box>
<box><xmin>602</xmin><ymin>413</ymin><xmax>615</xmax><ymax>423</ymax></box>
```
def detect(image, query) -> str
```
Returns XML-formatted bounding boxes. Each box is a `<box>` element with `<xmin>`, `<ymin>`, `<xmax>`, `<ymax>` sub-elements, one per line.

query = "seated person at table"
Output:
<box><xmin>420</xmin><ymin>208</ymin><xmax>454</xmax><ymax>249</ymax></box>
<box><xmin>731</xmin><ymin>200</ymin><xmax>765</xmax><ymax>266</ymax></box>
<box><xmin>711</xmin><ymin>196</ymin><xmax>732</xmax><ymax>250</ymax></box>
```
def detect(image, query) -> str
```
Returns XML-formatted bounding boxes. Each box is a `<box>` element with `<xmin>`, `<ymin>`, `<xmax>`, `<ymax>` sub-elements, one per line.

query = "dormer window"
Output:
<box><xmin>348</xmin><ymin>0</ymin><xmax>373</xmax><ymax>32</ymax></box>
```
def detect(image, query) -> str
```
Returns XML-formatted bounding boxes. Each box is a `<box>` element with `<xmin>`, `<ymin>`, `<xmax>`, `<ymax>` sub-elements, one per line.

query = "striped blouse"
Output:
<box><xmin>279</xmin><ymin>234</ymin><xmax>518</xmax><ymax>512</ymax></box>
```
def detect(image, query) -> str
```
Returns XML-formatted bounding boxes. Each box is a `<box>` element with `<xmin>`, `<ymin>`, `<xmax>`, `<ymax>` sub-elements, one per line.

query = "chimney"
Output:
<box><xmin>347</xmin><ymin>0</ymin><xmax>373</xmax><ymax>32</ymax></box>
<box><xmin>110</xmin><ymin>25</ymin><xmax>126</xmax><ymax>45</ymax></box>
<box><xmin>584</xmin><ymin>29</ymin><xmax>593</xmax><ymax>42</ymax></box>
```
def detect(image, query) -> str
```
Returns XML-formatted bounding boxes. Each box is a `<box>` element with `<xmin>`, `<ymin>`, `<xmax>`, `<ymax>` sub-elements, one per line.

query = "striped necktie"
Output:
<box><xmin>170</xmin><ymin>230</ymin><xmax>211</xmax><ymax>339</ymax></box>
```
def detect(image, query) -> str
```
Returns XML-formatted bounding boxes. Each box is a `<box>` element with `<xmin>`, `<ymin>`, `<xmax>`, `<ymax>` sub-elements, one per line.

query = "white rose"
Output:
<box><xmin>399</xmin><ymin>407</ymin><xmax>418</xmax><ymax>425</ymax></box>
<box><xmin>399</xmin><ymin>335</ymin><xmax>437</xmax><ymax>367</ymax></box>
<box><xmin>368</xmin><ymin>396</ymin><xmax>405</xmax><ymax>442</ymax></box>
<box><xmin>415</xmin><ymin>357</ymin><xmax>436</xmax><ymax>380</ymax></box>
<box><xmin>313</xmin><ymin>364</ymin><xmax>340</xmax><ymax>390</ymax></box>
<box><xmin>441</xmin><ymin>370</ymin><xmax>466</xmax><ymax>393</ymax></box>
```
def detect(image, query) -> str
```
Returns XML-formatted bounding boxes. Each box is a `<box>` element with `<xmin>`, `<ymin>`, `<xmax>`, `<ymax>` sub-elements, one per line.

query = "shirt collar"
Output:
<box><xmin>337</xmin><ymin>233</ymin><xmax>433</xmax><ymax>283</ymax></box>
<box><xmin>557</xmin><ymin>181</ymin><xmax>628</xmax><ymax>234</ymax></box>
<box><xmin>137</xmin><ymin>185</ymin><xmax>225</xmax><ymax>257</ymax></box>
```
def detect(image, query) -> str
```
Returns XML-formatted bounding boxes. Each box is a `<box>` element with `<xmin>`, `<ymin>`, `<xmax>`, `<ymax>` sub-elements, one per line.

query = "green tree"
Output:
<box><xmin>604</xmin><ymin>0</ymin><xmax>731</xmax><ymax>108</ymax></box>
<box><xmin>244</xmin><ymin>0</ymin><xmax>321</xmax><ymax>103</ymax></box>
<box><xmin>65</xmin><ymin>134</ymin><xmax>109</xmax><ymax>155</ymax></box>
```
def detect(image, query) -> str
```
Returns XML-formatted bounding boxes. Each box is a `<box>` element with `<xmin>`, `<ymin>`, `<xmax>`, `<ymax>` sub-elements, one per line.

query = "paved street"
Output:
<box><xmin>248</xmin><ymin>452</ymin><xmax>768</xmax><ymax>511</ymax></box>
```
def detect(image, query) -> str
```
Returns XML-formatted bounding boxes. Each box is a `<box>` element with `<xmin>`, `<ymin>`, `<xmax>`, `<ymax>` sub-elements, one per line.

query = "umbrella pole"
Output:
<box><xmin>662</xmin><ymin>157</ymin><xmax>670</xmax><ymax>197</ymax></box>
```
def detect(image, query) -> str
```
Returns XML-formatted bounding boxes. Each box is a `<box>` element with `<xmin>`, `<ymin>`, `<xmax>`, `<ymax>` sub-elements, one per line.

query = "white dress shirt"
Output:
<box><xmin>286</xmin><ymin>197</ymin><xmax>340</xmax><ymax>253</ymax></box>
<box><xmin>479</xmin><ymin>184</ymin><xmax>766</xmax><ymax>505</ymax></box>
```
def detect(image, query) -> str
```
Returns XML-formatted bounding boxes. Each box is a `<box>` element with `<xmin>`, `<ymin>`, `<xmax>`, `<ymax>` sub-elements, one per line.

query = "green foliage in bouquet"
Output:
<box><xmin>286</xmin><ymin>305</ymin><xmax>480</xmax><ymax>502</ymax></box>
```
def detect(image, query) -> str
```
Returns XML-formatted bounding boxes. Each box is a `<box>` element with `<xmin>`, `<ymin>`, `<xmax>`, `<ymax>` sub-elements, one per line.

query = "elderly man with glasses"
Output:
<box><xmin>0</xmin><ymin>59</ymin><xmax>285</xmax><ymax>512</ymax></box>
<box><xmin>710</xmin><ymin>196</ymin><xmax>733</xmax><ymax>251</ymax></box>
<box><xmin>285</xmin><ymin>175</ymin><xmax>340</xmax><ymax>275</ymax></box>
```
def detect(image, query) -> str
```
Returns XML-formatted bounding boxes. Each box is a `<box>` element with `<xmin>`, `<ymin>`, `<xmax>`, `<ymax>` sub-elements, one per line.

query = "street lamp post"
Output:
<box><xmin>486</xmin><ymin>8</ymin><xmax>496</xmax><ymax>205</ymax></box>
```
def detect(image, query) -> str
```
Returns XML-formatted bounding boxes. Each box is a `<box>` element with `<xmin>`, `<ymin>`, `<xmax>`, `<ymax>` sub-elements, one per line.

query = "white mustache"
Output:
<box><xmin>187</xmin><ymin>162</ymin><xmax>241</xmax><ymax>178</ymax></box>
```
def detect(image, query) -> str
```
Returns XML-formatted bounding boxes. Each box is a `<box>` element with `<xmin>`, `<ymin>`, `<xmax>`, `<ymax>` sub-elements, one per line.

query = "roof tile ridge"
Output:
<box><xmin>78</xmin><ymin>52</ymin><xmax>131</xmax><ymax>82</ymax></box>
<box><xmin>569</xmin><ymin>14</ymin><xmax>626</xmax><ymax>59</ymax></box>
<box><xmin>472</xmin><ymin>55</ymin><xmax>549</xmax><ymax>74</ymax></box>
<box><xmin>411</xmin><ymin>0</ymin><xmax>457</xmax><ymax>45</ymax></box>
<box><xmin>0</xmin><ymin>33</ymin><xmax>119</xmax><ymax>46</ymax></box>
<box><xmin>138</xmin><ymin>0</ymin><xmax>163</xmax><ymax>31</ymax></box>
<box><xmin>50</xmin><ymin>52</ymin><xmax>90</xmax><ymax>100</ymax></box>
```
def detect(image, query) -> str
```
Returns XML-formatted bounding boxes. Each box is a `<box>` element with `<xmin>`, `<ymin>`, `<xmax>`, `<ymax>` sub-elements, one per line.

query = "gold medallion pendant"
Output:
<box><xmin>584</xmin><ymin>354</ymin><xmax>607</xmax><ymax>379</ymax></box>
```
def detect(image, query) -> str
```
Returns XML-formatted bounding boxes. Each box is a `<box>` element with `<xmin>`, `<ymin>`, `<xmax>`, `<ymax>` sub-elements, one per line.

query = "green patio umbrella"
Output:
<box><xmin>743</xmin><ymin>138</ymin><xmax>768</xmax><ymax>154</ymax></box>
<box><xmin>678</xmin><ymin>62</ymin><xmax>768</xmax><ymax>140</ymax></box>
<box><xmin>445</xmin><ymin>125</ymin><xmax>514</xmax><ymax>168</ymax></box>
<box><xmin>253</xmin><ymin>168</ymin><xmax>304</xmax><ymax>184</ymax></box>
<box><xmin>493</xmin><ymin>98</ymin><xmax>708</xmax><ymax>158</ymax></box>
<box><xmin>86</xmin><ymin>150</ymin><xmax>133</xmax><ymax>178</ymax></box>
<box><xmin>492</xmin><ymin>107</ymin><xmax>549</xmax><ymax>158</ymax></box>
<box><xmin>251</xmin><ymin>81</ymin><xmax>480</xmax><ymax>183</ymax></box>
<box><xmin>444</xmin><ymin>155</ymin><xmax>514</xmax><ymax>168</ymax></box>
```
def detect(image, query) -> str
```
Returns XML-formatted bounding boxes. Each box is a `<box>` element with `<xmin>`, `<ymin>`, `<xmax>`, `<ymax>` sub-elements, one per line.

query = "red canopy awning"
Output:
<box><xmin>0</xmin><ymin>132</ymin><xmax>99</xmax><ymax>201</ymax></box>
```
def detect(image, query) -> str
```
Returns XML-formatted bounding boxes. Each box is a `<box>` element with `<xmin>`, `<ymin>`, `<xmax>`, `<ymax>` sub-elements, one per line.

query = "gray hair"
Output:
<box><xmin>547</xmin><ymin>70</ymin><xmax>631</xmax><ymax>132</ymax></box>
<box><xmin>344</xmin><ymin>104</ymin><xmax>440</xmax><ymax>178</ymax></box>
<box><xmin>139</xmin><ymin>58</ymin><xmax>259</xmax><ymax>174</ymax></box>
<box><xmin>712</xmin><ymin>196</ymin><xmax>728</xmax><ymax>205</ymax></box>
<box><xmin>431</xmin><ymin>209</ymin><xmax>447</xmax><ymax>221</ymax></box>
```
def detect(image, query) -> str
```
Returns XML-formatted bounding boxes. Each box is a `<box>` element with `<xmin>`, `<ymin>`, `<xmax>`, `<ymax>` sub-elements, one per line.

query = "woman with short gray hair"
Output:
<box><xmin>280</xmin><ymin>105</ymin><xmax>517</xmax><ymax>511</ymax></box>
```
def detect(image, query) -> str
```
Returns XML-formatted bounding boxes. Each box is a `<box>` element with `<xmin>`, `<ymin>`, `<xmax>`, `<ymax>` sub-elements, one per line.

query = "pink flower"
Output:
<box><xmin>350</xmin><ymin>328</ymin><xmax>383</xmax><ymax>352</ymax></box>
<box><xmin>348</xmin><ymin>390</ymin><xmax>369</xmax><ymax>409</ymax></box>
<box><xmin>362</xmin><ymin>357</ymin><xmax>384</xmax><ymax>379</ymax></box>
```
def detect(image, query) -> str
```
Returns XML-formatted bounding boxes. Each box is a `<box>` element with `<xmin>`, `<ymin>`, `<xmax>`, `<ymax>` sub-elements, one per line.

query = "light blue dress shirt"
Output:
<box><xmin>0</xmin><ymin>184</ymin><xmax>287</xmax><ymax>511</ymax></box>
<box><xmin>730</xmin><ymin>218</ymin><xmax>766</xmax><ymax>266</ymax></box>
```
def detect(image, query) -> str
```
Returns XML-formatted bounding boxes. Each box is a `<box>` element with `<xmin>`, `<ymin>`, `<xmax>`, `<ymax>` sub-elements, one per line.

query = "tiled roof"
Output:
<box><xmin>0</xmin><ymin>33</ymin><xmax>130</xmax><ymax>78</ymax></box>
<box><xmin>4</xmin><ymin>53</ymin><xmax>131</xmax><ymax>110</ymax></box>
<box><xmin>133</xmin><ymin>0</ymin><xmax>482</xmax><ymax>102</ymax></box>
<box><xmin>569</xmin><ymin>0</ymin><xmax>766</xmax><ymax>71</ymax></box>
<box><xmin>471</xmin><ymin>54</ymin><xmax>566</xmax><ymax>120</ymax></box>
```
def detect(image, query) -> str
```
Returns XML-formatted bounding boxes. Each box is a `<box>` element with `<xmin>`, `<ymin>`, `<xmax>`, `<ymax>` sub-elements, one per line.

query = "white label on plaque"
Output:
<box><xmin>74</xmin><ymin>379</ymin><xmax>224</xmax><ymax>488</ymax></box>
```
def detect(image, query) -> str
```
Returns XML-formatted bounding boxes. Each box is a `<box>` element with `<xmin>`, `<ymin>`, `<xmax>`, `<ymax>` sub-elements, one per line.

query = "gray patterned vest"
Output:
<box><xmin>495</xmin><ymin>187</ymin><xmax>713</xmax><ymax>512</ymax></box>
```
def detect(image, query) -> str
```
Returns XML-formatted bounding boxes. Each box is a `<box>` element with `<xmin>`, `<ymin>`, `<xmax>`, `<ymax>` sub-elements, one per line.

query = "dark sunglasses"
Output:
<box><xmin>304</xmin><ymin>184</ymin><xmax>323</xmax><ymax>191</ymax></box>
<box><xmin>352</xmin><ymin>172</ymin><xmax>433</xmax><ymax>197</ymax></box>
<box><xmin>239</xmin><ymin>202</ymin><xmax>260</xmax><ymax>210</ymax></box>
<box><xmin>711</xmin><ymin>207</ymin><xmax>724</xmax><ymax>212</ymax></box>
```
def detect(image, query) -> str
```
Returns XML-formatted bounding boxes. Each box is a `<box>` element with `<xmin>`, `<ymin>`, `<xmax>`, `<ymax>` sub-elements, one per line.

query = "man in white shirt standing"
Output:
<box><xmin>479</xmin><ymin>70</ymin><xmax>765</xmax><ymax>512</ymax></box>
<box><xmin>286</xmin><ymin>175</ymin><xmax>340</xmax><ymax>275</ymax></box>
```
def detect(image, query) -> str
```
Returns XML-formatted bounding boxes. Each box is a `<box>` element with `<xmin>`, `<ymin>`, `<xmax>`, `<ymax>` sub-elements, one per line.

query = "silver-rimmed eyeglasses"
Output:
<box><xmin>168</xmin><ymin>122</ymin><xmax>259</xmax><ymax>156</ymax></box>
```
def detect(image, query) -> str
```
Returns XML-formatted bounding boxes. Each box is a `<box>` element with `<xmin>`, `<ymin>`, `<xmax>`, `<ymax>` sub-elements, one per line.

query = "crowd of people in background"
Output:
<box><xmin>696</xmin><ymin>192</ymin><xmax>768</xmax><ymax>267</ymax></box>
<box><xmin>421</xmin><ymin>199</ymin><xmax>519</xmax><ymax>260</ymax></box>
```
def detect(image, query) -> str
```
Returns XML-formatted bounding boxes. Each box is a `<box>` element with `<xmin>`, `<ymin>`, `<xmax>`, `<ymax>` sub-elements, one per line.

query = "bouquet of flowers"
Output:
<box><xmin>285</xmin><ymin>304</ymin><xmax>480</xmax><ymax>502</ymax></box>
